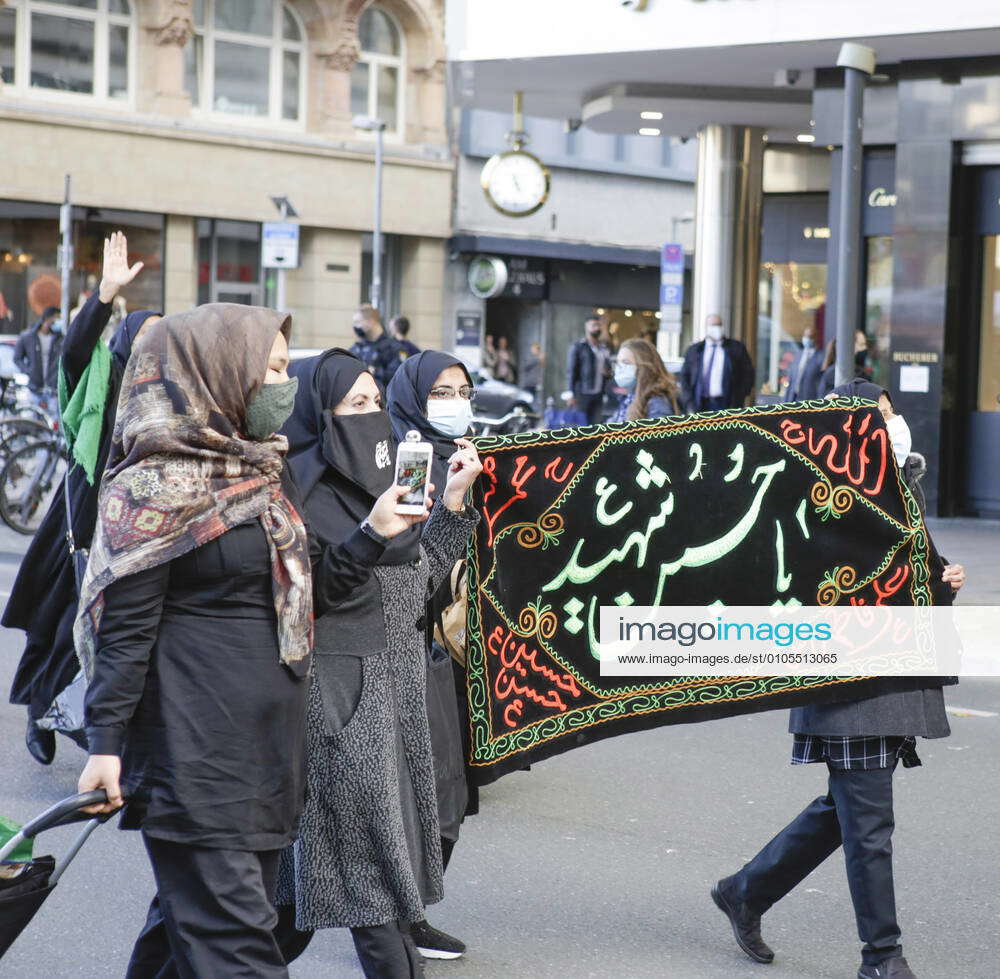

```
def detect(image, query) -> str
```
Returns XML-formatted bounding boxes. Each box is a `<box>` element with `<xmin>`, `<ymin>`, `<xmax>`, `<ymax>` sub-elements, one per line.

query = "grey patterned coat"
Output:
<box><xmin>277</xmin><ymin>503</ymin><xmax>478</xmax><ymax>930</ymax></box>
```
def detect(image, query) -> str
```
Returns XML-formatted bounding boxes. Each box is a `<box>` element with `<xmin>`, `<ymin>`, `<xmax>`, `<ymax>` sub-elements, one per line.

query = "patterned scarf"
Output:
<box><xmin>74</xmin><ymin>303</ymin><xmax>313</xmax><ymax>681</ymax></box>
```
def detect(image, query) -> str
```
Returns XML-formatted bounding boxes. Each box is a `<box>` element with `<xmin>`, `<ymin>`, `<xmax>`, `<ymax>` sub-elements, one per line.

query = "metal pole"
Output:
<box><xmin>833</xmin><ymin>43</ymin><xmax>876</xmax><ymax>387</ymax></box>
<box><xmin>58</xmin><ymin>174</ymin><xmax>72</xmax><ymax>332</ymax></box>
<box><xmin>276</xmin><ymin>200</ymin><xmax>287</xmax><ymax>312</ymax></box>
<box><xmin>371</xmin><ymin>125</ymin><xmax>384</xmax><ymax>312</ymax></box>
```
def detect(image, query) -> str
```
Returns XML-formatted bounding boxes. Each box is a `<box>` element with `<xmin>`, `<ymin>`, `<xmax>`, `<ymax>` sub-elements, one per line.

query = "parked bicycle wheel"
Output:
<box><xmin>0</xmin><ymin>417</ymin><xmax>52</xmax><ymax>460</ymax></box>
<box><xmin>0</xmin><ymin>439</ymin><xmax>67</xmax><ymax>535</ymax></box>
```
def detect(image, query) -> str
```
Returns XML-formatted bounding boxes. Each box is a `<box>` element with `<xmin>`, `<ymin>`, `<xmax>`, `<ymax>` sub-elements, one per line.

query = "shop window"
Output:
<box><xmin>0</xmin><ymin>201</ymin><xmax>164</xmax><ymax>336</ymax></box>
<box><xmin>979</xmin><ymin>236</ymin><xmax>1000</xmax><ymax>413</ymax></box>
<box><xmin>757</xmin><ymin>262</ymin><xmax>827</xmax><ymax>395</ymax></box>
<box><xmin>864</xmin><ymin>236</ymin><xmax>894</xmax><ymax>389</ymax></box>
<box><xmin>0</xmin><ymin>0</ymin><xmax>133</xmax><ymax>101</ymax></box>
<box><xmin>197</xmin><ymin>218</ymin><xmax>262</xmax><ymax>306</ymax></box>
<box><xmin>351</xmin><ymin>6</ymin><xmax>404</xmax><ymax>134</ymax></box>
<box><xmin>185</xmin><ymin>0</ymin><xmax>305</xmax><ymax>123</ymax></box>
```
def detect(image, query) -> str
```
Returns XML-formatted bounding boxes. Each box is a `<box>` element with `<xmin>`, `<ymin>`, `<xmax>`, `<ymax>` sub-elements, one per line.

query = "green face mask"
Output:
<box><xmin>245</xmin><ymin>376</ymin><xmax>298</xmax><ymax>441</ymax></box>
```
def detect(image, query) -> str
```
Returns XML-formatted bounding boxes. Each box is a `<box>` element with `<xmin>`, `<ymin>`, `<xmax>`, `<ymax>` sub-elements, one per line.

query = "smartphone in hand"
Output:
<box><xmin>394</xmin><ymin>433</ymin><xmax>433</xmax><ymax>515</ymax></box>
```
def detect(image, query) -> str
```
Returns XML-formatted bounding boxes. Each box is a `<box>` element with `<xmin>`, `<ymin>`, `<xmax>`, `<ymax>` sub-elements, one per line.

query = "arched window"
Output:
<box><xmin>185</xmin><ymin>0</ymin><xmax>305</xmax><ymax>123</ymax></box>
<box><xmin>0</xmin><ymin>0</ymin><xmax>133</xmax><ymax>101</ymax></box>
<box><xmin>351</xmin><ymin>6</ymin><xmax>404</xmax><ymax>134</ymax></box>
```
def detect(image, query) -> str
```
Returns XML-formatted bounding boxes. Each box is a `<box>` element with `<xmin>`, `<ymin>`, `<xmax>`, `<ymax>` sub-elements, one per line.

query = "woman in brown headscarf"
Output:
<box><xmin>74</xmin><ymin>304</ymin><xmax>427</xmax><ymax>978</ymax></box>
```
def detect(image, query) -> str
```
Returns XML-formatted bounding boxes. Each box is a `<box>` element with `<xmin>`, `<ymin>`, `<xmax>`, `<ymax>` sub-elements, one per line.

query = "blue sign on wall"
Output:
<box><xmin>660</xmin><ymin>242</ymin><xmax>684</xmax><ymax>335</ymax></box>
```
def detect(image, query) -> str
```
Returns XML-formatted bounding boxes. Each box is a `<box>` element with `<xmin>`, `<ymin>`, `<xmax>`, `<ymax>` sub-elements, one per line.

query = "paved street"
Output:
<box><xmin>1</xmin><ymin>520</ymin><xmax>997</xmax><ymax>978</ymax></box>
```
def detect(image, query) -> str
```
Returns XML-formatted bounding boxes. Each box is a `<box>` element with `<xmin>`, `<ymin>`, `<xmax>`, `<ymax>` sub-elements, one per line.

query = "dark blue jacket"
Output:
<box><xmin>350</xmin><ymin>332</ymin><xmax>402</xmax><ymax>389</ymax></box>
<box><xmin>679</xmin><ymin>338</ymin><xmax>754</xmax><ymax>413</ymax></box>
<box><xmin>785</xmin><ymin>346</ymin><xmax>825</xmax><ymax>401</ymax></box>
<box><xmin>14</xmin><ymin>323</ymin><xmax>64</xmax><ymax>392</ymax></box>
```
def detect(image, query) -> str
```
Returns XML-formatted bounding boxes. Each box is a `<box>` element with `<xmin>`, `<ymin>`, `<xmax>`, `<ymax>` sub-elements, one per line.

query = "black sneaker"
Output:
<box><xmin>410</xmin><ymin>919</ymin><xmax>466</xmax><ymax>960</ymax></box>
<box><xmin>858</xmin><ymin>957</ymin><xmax>916</xmax><ymax>979</ymax></box>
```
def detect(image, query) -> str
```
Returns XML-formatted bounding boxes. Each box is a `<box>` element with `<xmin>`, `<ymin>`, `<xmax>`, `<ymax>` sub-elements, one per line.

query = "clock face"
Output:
<box><xmin>481</xmin><ymin>150</ymin><xmax>550</xmax><ymax>217</ymax></box>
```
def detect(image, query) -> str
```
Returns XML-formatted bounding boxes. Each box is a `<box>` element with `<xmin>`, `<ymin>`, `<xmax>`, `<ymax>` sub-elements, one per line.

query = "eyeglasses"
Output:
<box><xmin>428</xmin><ymin>386</ymin><xmax>476</xmax><ymax>401</ymax></box>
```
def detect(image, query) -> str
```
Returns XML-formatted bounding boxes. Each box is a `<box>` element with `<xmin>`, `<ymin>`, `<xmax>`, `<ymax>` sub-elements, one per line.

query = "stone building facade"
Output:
<box><xmin>0</xmin><ymin>0</ymin><xmax>449</xmax><ymax>349</ymax></box>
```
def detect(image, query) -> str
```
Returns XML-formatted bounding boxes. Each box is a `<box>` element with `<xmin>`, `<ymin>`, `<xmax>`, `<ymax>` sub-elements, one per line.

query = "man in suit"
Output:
<box><xmin>711</xmin><ymin>561</ymin><xmax>966</xmax><ymax>979</ymax></box>
<box><xmin>566</xmin><ymin>317</ymin><xmax>611</xmax><ymax>425</ymax></box>
<box><xmin>679</xmin><ymin>314</ymin><xmax>755</xmax><ymax>413</ymax></box>
<box><xmin>784</xmin><ymin>323</ymin><xmax>825</xmax><ymax>401</ymax></box>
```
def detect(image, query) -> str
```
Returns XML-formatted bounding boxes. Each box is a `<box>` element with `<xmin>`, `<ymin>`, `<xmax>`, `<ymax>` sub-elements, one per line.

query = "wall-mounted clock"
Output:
<box><xmin>481</xmin><ymin>147</ymin><xmax>551</xmax><ymax>218</ymax></box>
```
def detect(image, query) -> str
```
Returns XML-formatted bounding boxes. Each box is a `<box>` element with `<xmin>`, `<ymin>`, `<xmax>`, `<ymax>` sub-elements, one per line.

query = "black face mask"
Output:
<box><xmin>322</xmin><ymin>409</ymin><xmax>394</xmax><ymax>498</ymax></box>
<box><xmin>353</xmin><ymin>325</ymin><xmax>368</xmax><ymax>340</ymax></box>
<box><xmin>855</xmin><ymin>348</ymin><xmax>868</xmax><ymax>367</ymax></box>
<box><xmin>587</xmin><ymin>328</ymin><xmax>601</xmax><ymax>340</ymax></box>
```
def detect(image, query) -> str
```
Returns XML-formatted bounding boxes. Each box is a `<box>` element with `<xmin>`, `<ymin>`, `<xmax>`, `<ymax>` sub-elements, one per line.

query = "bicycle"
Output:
<box><xmin>469</xmin><ymin>406</ymin><xmax>539</xmax><ymax>438</ymax></box>
<box><xmin>0</xmin><ymin>428</ymin><xmax>68</xmax><ymax>535</ymax></box>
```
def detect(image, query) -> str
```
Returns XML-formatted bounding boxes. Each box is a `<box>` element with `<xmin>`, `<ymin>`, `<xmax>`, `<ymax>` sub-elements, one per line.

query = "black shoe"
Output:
<box><xmin>410</xmin><ymin>919</ymin><xmax>466</xmax><ymax>960</ymax></box>
<box><xmin>711</xmin><ymin>878</ymin><xmax>774</xmax><ymax>964</ymax></box>
<box><xmin>858</xmin><ymin>957</ymin><xmax>916</xmax><ymax>979</ymax></box>
<box><xmin>25</xmin><ymin>717</ymin><xmax>56</xmax><ymax>765</ymax></box>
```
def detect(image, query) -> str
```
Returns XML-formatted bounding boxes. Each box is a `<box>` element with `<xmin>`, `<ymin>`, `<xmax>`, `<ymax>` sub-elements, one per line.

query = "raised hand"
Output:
<box><xmin>98</xmin><ymin>231</ymin><xmax>144</xmax><ymax>303</ymax></box>
<box><xmin>442</xmin><ymin>437</ymin><xmax>483</xmax><ymax>512</ymax></box>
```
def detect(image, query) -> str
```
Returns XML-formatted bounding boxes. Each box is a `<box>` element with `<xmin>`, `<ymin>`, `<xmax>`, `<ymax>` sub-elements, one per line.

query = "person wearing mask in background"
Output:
<box><xmin>14</xmin><ymin>303</ymin><xmax>63</xmax><ymax>416</ymax></box>
<box><xmin>567</xmin><ymin>317</ymin><xmax>612</xmax><ymax>425</ymax></box>
<box><xmin>391</xmin><ymin>315</ymin><xmax>421</xmax><ymax>360</ymax></box>
<box><xmin>388</xmin><ymin>350</ymin><xmax>484</xmax><ymax>963</ymax></box>
<box><xmin>5</xmin><ymin>232</ymin><xmax>161</xmax><ymax>765</ymax></box>
<box><xmin>818</xmin><ymin>330</ymin><xmax>873</xmax><ymax>396</ymax></box>
<box><xmin>274</xmin><ymin>350</ymin><xmax>481</xmax><ymax>976</ymax></box>
<box><xmin>494</xmin><ymin>335</ymin><xmax>517</xmax><ymax>384</ymax></box>
<box><xmin>609</xmin><ymin>338</ymin><xmax>679</xmax><ymax>423</ymax></box>
<box><xmin>784</xmin><ymin>323</ymin><xmax>825</xmax><ymax>402</ymax></box>
<box><xmin>351</xmin><ymin>304</ymin><xmax>402</xmax><ymax>389</ymax></box>
<box><xmin>76</xmin><ymin>306</ymin><xmax>403</xmax><ymax>977</ymax></box>
<box><xmin>680</xmin><ymin>314</ymin><xmax>755</xmax><ymax>413</ymax></box>
<box><xmin>521</xmin><ymin>341</ymin><xmax>545</xmax><ymax>410</ymax></box>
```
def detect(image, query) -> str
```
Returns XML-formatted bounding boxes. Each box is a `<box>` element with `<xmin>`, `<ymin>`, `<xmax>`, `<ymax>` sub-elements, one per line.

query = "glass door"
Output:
<box><xmin>197</xmin><ymin>218</ymin><xmax>262</xmax><ymax>306</ymax></box>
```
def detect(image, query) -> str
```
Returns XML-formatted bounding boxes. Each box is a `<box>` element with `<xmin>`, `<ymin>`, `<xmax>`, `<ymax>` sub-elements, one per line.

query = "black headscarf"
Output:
<box><xmin>108</xmin><ymin>309</ymin><xmax>161</xmax><ymax>370</ymax></box>
<box><xmin>387</xmin><ymin>350</ymin><xmax>473</xmax><ymax>493</ymax></box>
<box><xmin>284</xmin><ymin>349</ymin><xmax>419</xmax><ymax>564</ymax></box>
<box><xmin>831</xmin><ymin>377</ymin><xmax>887</xmax><ymax>405</ymax></box>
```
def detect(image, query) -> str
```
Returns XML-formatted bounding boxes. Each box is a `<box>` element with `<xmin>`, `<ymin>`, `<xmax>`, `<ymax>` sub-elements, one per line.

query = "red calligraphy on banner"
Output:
<box><xmin>487</xmin><ymin>625</ymin><xmax>582</xmax><ymax>726</ymax></box>
<box><xmin>481</xmin><ymin>455</ymin><xmax>537</xmax><ymax>546</ymax></box>
<box><xmin>779</xmin><ymin>414</ymin><xmax>888</xmax><ymax>496</ymax></box>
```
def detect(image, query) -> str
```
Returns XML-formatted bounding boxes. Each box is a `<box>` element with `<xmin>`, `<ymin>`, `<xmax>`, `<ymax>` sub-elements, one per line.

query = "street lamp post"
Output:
<box><xmin>834</xmin><ymin>42</ymin><xmax>876</xmax><ymax>387</ymax></box>
<box><xmin>353</xmin><ymin>115</ymin><xmax>388</xmax><ymax>312</ymax></box>
<box><xmin>58</xmin><ymin>174</ymin><xmax>73</xmax><ymax>333</ymax></box>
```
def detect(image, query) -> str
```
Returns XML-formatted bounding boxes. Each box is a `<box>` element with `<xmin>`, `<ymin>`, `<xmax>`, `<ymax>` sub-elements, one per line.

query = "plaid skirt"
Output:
<box><xmin>792</xmin><ymin>734</ymin><xmax>921</xmax><ymax>770</ymax></box>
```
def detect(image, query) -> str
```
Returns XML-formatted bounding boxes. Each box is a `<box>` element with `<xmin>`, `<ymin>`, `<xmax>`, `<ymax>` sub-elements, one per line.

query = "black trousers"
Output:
<box><xmin>729</xmin><ymin>763</ymin><xmax>902</xmax><ymax>967</ymax></box>
<box><xmin>126</xmin><ymin>834</ymin><xmax>287</xmax><ymax>978</ymax></box>
<box><xmin>275</xmin><ymin>910</ymin><xmax>424</xmax><ymax>978</ymax></box>
<box><xmin>576</xmin><ymin>392</ymin><xmax>604</xmax><ymax>425</ymax></box>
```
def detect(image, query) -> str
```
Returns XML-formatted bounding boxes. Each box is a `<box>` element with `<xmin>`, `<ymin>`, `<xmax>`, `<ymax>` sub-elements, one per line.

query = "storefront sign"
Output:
<box><xmin>503</xmin><ymin>256</ymin><xmax>547</xmax><ymax>299</ymax></box>
<box><xmin>262</xmin><ymin>222</ymin><xmax>299</xmax><ymax>269</ymax></box>
<box><xmin>659</xmin><ymin>242</ymin><xmax>684</xmax><ymax>335</ymax></box>
<box><xmin>899</xmin><ymin>364</ymin><xmax>930</xmax><ymax>393</ymax></box>
<box><xmin>868</xmin><ymin>188</ymin><xmax>897</xmax><ymax>208</ymax></box>
<box><xmin>468</xmin><ymin>256</ymin><xmax>508</xmax><ymax>299</ymax></box>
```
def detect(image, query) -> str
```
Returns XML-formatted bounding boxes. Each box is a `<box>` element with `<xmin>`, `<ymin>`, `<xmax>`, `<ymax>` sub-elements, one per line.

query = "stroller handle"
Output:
<box><xmin>18</xmin><ymin>791</ymin><xmax>118</xmax><ymax>840</ymax></box>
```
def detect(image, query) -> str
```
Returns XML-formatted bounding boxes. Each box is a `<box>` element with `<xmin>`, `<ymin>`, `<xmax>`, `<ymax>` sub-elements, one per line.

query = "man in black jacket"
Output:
<box><xmin>712</xmin><ymin>562</ymin><xmax>966</xmax><ymax>979</ymax></box>
<box><xmin>679</xmin><ymin>314</ymin><xmax>754</xmax><ymax>413</ymax></box>
<box><xmin>350</xmin><ymin>304</ymin><xmax>402</xmax><ymax>389</ymax></box>
<box><xmin>566</xmin><ymin>317</ymin><xmax>611</xmax><ymax>425</ymax></box>
<box><xmin>14</xmin><ymin>305</ymin><xmax>63</xmax><ymax>398</ymax></box>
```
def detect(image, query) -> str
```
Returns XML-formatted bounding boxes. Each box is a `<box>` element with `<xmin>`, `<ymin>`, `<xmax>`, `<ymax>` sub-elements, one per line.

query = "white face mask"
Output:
<box><xmin>802</xmin><ymin>336</ymin><xmax>815</xmax><ymax>350</ymax></box>
<box><xmin>426</xmin><ymin>397</ymin><xmax>473</xmax><ymax>438</ymax></box>
<box><xmin>885</xmin><ymin>413</ymin><xmax>912</xmax><ymax>468</ymax></box>
<box><xmin>614</xmin><ymin>363</ymin><xmax>637</xmax><ymax>389</ymax></box>
<box><xmin>706</xmin><ymin>325</ymin><xmax>724</xmax><ymax>342</ymax></box>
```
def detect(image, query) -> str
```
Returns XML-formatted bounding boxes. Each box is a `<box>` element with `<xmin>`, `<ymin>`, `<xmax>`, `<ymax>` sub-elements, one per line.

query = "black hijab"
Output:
<box><xmin>284</xmin><ymin>349</ymin><xmax>419</xmax><ymax>564</ymax></box>
<box><xmin>831</xmin><ymin>377</ymin><xmax>887</xmax><ymax>404</ymax></box>
<box><xmin>386</xmin><ymin>350</ymin><xmax>473</xmax><ymax>492</ymax></box>
<box><xmin>109</xmin><ymin>309</ymin><xmax>161</xmax><ymax>370</ymax></box>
